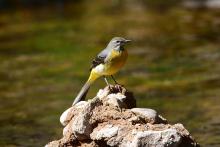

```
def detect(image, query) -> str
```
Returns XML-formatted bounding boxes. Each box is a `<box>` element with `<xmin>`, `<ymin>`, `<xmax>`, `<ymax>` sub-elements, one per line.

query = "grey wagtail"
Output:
<box><xmin>72</xmin><ymin>37</ymin><xmax>131</xmax><ymax>105</ymax></box>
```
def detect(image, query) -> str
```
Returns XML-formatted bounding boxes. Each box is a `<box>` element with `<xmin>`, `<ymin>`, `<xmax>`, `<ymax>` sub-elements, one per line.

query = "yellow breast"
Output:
<box><xmin>103</xmin><ymin>49</ymin><xmax>128</xmax><ymax>75</ymax></box>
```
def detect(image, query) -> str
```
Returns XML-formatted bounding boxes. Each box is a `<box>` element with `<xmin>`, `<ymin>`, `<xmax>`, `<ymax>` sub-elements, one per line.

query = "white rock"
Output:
<box><xmin>125</xmin><ymin>129</ymin><xmax>181</xmax><ymax>147</ymax></box>
<box><xmin>107</xmin><ymin>97</ymin><xmax>121</xmax><ymax>107</ymax></box>
<box><xmin>60</xmin><ymin>107</ymin><xmax>73</xmax><ymax>126</ymax></box>
<box><xmin>91</xmin><ymin>125</ymin><xmax>119</xmax><ymax>140</ymax></box>
<box><xmin>72</xmin><ymin>113</ymin><xmax>92</xmax><ymax>140</ymax></box>
<box><xmin>63</xmin><ymin>124</ymin><xmax>70</xmax><ymax>136</ymax></box>
<box><xmin>107</xmin><ymin>93</ymin><xmax>126</xmax><ymax>101</ymax></box>
<box><xmin>47</xmin><ymin>86</ymin><xmax>198</xmax><ymax>147</ymax></box>
<box><xmin>74</xmin><ymin>101</ymin><xmax>88</xmax><ymax>109</ymax></box>
<box><xmin>131</xmin><ymin>108</ymin><xmax>159</xmax><ymax>123</ymax></box>
<box><xmin>97</xmin><ymin>89</ymin><xmax>109</xmax><ymax>99</ymax></box>
<box><xmin>106</xmin><ymin>93</ymin><xmax>127</xmax><ymax>108</ymax></box>
<box><xmin>131</xmin><ymin>108</ymin><xmax>157</xmax><ymax>118</ymax></box>
<box><xmin>128</xmin><ymin>116</ymin><xmax>140</xmax><ymax>123</ymax></box>
<box><xmin>60</xmin><ymin>101</ymin><xmax>88</xmax><ymax>126</ymax></box>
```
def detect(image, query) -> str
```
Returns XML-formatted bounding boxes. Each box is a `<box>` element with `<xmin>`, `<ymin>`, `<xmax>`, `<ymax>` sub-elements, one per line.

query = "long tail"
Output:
<box><xmin>72</xmin><ymin>71</ymin><xmax>100</xmax><ymax>106</ymax></box>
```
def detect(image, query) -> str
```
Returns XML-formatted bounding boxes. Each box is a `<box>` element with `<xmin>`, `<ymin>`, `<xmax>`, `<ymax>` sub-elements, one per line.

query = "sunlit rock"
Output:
<box><xmin>127</xmin><ymin>129</ymin><xmax>181</xmax><ymax>147</ymax></box>
<box><xmin>60</xmin><ymin>107</ymin><xmax>73</xmax><ymax>126</ymax></box>
<box><xmin>131</xmin><ymin>108</ymin><xmax>167</xmax><ymax>124</ymax></box>
<box><xmin>90</xmin><ymin>124</ymin><xmax>119</xmax><ymax>140</ymax></box>
<box><xmin>46</xmin><ymin>85</ymin><xmax>199</xmax><ymax>147</ymax></box>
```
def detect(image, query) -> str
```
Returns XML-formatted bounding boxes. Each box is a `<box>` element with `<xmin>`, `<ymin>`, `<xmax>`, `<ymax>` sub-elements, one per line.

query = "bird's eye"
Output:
<box><xmin>116</xmin><ymin>40</ymin><xmax>120</xmax><ymax>43</ymax></box>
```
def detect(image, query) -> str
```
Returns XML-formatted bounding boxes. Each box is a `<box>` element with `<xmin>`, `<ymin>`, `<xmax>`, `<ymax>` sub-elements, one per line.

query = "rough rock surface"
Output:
<box><xmin>46</xmin><ymin>85</ymin><xmax>199</xmax><ymax>147</ymax></box>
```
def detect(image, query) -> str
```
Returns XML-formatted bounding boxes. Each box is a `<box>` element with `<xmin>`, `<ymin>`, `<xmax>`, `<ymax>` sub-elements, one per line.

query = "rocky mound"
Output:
<box><xmin>46</xmin><ymin>85</ymin><xmax>199</xmax><ymax>147</ymax></box>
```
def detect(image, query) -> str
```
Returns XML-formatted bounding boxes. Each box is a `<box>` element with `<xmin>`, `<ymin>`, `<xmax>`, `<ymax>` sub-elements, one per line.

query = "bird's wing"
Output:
<box><xmin>90</xmin><ymin>48</ymin><xmax>110</xmax><ymax>71</ymax></box>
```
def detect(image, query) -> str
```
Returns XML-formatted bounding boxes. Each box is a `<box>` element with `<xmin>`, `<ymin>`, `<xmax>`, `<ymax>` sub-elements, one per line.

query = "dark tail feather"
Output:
<box><xmin>72</xmin><ymin>81</ymin><xmax>91</xmax><ymax>106</ymax></box>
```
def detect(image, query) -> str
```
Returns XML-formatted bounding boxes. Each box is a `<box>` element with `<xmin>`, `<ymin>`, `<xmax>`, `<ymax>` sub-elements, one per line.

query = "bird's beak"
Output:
<box><xmin>125</xmin><ymin>39</ymin><xmax>131</xmax><ymax>43</ymax></box>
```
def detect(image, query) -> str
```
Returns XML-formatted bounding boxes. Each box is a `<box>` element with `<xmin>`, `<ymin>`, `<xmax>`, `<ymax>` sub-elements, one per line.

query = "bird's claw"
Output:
<box><xmin>115</xmin><ymin>84</ymin><xmax>123</xmax><ymax>93</ymax></box>
<box><xmin>108</xmin><ymin>85</ymin><xmax>114</xmax><ymax>92</ymax></box>
<box><xmin>107</xmin><ymin>84</ymin><xmax>124</xmax><ymax>93</ymax></box>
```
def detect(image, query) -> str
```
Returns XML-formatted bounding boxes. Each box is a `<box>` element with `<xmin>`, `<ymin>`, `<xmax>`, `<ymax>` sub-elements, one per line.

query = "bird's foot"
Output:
<box><xmin>107</xmin><ymin>84</ymin><xmax>125</xmax><ymax>94</ymax></box>
<box><xmin>115</xmin><ymin>84</ymin><xmax>123</xmax><ymax>93</ymax></box>
<box><xmin>111</xmin><ymin>84</ymin><xmax>125</xmax><ymax>93</ymax></box>
<box><xmin>108</xmin><ymin>85</ymin><xmax>114</xmax><ymax>92</ymax></box>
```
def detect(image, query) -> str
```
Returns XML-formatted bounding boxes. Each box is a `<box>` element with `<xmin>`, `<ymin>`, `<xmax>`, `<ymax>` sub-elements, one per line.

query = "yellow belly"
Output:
<box><xmin>88</xmin><ymin>49</ymin><xmax>128</xmax><ymax>83</ymax></box>
<box><xmin>103</xmin><ymin>49</ymin><xmax>128</xmax><ymax>75</ymax></box>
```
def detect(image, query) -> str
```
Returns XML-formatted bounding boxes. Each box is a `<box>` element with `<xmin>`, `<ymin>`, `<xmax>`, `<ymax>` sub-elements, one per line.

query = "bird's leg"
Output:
<box><xmin>111</xmin><ymin>75</ymin><xmax>123</xmax><ymax>92</ymax></box>
<box><xmin>111</xmin><ymin>75</ymin><xmax>118</xmax><ymax>84</ymax></box>
<box><xmin>103</xmin><ymin>76</ymin><xmax>110</xmax><ymax>86</ymax></box>
<box><xmin>104</xmin><ymin>76</ymin><xmax>113</xmax><ymax>91</ymax></box>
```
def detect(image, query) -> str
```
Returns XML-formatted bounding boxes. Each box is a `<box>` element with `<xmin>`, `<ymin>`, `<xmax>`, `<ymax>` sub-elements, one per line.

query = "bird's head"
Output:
<box><xmin>107</xmin><ymin>37</ymin><xmax>131</xmax><ymax>51</ymax></box>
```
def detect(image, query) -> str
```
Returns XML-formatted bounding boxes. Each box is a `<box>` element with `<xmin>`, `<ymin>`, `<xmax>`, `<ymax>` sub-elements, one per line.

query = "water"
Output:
<box><xmin>0</xmin><ymin>1</ymin><xmax>220</xmax><ymax>146</ymax></box>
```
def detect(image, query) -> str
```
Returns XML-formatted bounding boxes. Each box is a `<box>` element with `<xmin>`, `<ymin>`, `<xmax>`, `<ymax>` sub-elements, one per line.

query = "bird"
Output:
<box><xmin>72</xmin><ymin>37</ymin><xmax>131</xmax><ymax>106</ymax></box>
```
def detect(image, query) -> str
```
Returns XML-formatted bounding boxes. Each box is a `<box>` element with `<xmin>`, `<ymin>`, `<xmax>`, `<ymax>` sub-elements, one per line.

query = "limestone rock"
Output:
<box><xmin>127</xmin><ymin>129</ymin><xmax>181</xmax><ymax>147</ymax></box>
<box><xmin>131</xmin><ymin>108</ymin><xmax>167</xmax><ymax>124</ymax></box>
<box><xmin>46</xmin><ymin>85</ymin><xmax>199</xmax><ymax>147</ymax></box>
<box><xmin>60</xmin><ymin>101</ymin><xmax>89</xmax><ymax>127</ymax></box>
<box><xmin>72</xmin><ymin>97</ymin><xmax>101</xmax><ymax>140</ymax></box>
<box><xmin>60</xmin><ymin>107</ymin><xmax>73</xmax><ymax>126</ymax></box>
<box><xmin>90</xmin><ymin>124</ymin><xmax>119</xmax><ymax>140</ymax></box>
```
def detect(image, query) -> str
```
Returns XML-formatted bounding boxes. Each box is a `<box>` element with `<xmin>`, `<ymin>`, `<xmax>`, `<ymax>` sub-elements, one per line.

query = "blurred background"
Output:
<box><xmin>0</xmin><ymin>0</ymin><xmax>220</xmax><ymax>146</ymax></box>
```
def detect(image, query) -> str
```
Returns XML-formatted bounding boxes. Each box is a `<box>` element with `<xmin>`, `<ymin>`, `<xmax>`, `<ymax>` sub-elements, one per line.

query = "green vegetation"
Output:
<box><xmin>0</xmin><ymin>1</ymin><xmax>220</xmax><ymax>146</ymax></box>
